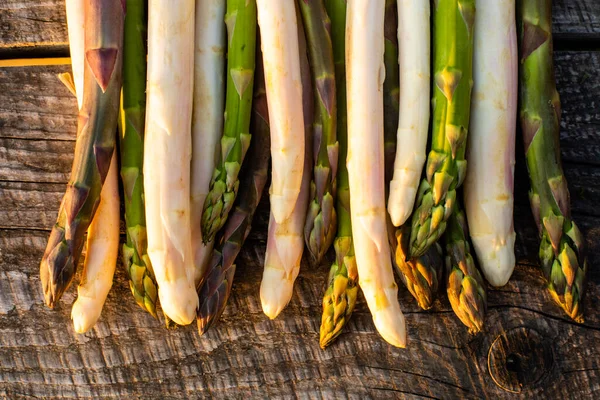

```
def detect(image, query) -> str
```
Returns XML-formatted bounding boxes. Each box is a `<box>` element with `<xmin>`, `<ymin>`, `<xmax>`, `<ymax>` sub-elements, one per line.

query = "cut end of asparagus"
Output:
<box><xmin>471</xmin><ymin>232</ymin><xmax>516</xmax><ymax>288</ymax></box>
<box><xmin>158</xmin><ymin>279</ymin><xmax>199</xmax><ymax>326</ymax></box>
<box><xmin>260</xmin><ymin>266</ymin><xmax>297</xmax><ymax>320</ymax></box>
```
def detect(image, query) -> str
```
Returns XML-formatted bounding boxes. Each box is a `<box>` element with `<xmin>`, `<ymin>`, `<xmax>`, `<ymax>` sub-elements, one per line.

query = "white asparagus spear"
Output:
<box><xmin>65</xmin><ymin>0</ymin><xmax>85</xmax><ymax>110</ymax></box>
<box><xmin>144</xmin><ymin>0</ymin><xmax>198</xmax><ymax>325</ymax></box>
<box><xmin>191</xmin><ymin>0</ymin><xmax>226</xmax><ymax>286</ymax></box>
<box><xmin>346</xmin><ymin>0</ymin><xmax>406</xmax><ymax>348</ymax></box>
<box><xmin>387</xmin><ymin>0</ymin><xmax>430</xmax><ymax>227</ymax></box>
<box><xmin>71</xmin><ymin>153</ymin><xmax>119</xmax><ymax>333</ymax></box>
<box><xmin>64</xmin><ymin>0</ymin><xmax>120</xmax><ymax>333</ymax></box>
<box><xmin>464</xmin><ymin>0</ymin><xmax>517</xmax><ymax>287</ymax></box>
<box><xmin>256</xmin><ymin>1</ymin><xmax>305</xmax><ymax>223</ymax></box>
<box><xmin>260</xmin><ymin>30</ymin><xmax>313</xmax><ymax>318</ymax></box>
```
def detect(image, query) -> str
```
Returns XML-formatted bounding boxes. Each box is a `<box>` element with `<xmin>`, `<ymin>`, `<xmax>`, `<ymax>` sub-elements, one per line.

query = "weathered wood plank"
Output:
<box><xmin>553</xmin><ymin>0</ymin><xmax>600</xmax><ymax>39</ymax></box>
<box><xmin>0</xmin><ymin>0</ymin><xmax>599</xmax><ymax>56</ymax></box>
<box><xmin>0</xmin><ymin>0</ymin><xmax>68</xmax><ymax>56</ymax></box>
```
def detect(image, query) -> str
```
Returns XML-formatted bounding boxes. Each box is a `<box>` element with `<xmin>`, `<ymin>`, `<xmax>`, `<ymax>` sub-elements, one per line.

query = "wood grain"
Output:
<box><xmin>0</xmin><ymin>2</ymin><xmax>599</xmax><ymax>399</ymax></box>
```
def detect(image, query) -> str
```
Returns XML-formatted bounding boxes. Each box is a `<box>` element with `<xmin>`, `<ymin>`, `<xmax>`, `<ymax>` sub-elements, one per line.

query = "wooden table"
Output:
<box><xmin>1</xmin><ymin>1</ymin><xmax>599</xmax><ymax>398</ymax></box>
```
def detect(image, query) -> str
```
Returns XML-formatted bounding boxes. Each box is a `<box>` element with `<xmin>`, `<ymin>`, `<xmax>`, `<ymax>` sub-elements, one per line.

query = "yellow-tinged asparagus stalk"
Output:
<box><xmin>465</xmin><ymin>0</ymin><xmax>517</xmax><ymax>287</ymax></box>
<box><xmin>388</xmin><ymin>0</ymin><xmax>430</xmax><ymax>227</ymax></box>
<box><xmin>346</xmin><ymin>0</ymin><xmax>406</xmax><ymax>348</ymax></box>
<box><xmin>256</xmin><ymin>1</ymin><xmax>305</xmax><ymax>224</ymax></box>
<box><xmin>260</xmin><ymin>12</ymin><xmax>313</xmax><ymax>319</ymax></box>
<box><xmin>144</xmin><ymin>0</ymin><xmax>198</xmax><ymax>326</ymax></box>
<box><xmin>71</xmin><ymin>153</ymin><xmax>119</xmax><ymax>333</ymax></box>
<box><xmin>191</xmin><ymin>0</ymin><xmax>227</xmax><ymax>285</ymax></box>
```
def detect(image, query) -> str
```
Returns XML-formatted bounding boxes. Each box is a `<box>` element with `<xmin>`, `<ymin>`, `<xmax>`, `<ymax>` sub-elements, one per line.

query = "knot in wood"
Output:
<box><xmin>487</xmin><ymin>327</ymin><xmax>554</xmax><ymax>393</ymax></box>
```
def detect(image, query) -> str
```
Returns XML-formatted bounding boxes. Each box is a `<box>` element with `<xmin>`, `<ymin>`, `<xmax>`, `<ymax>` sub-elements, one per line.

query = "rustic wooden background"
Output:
<box><xmin>0</xmin><ymin>1</ymin><xmax>599</xmax><ymax>398</ymax></box>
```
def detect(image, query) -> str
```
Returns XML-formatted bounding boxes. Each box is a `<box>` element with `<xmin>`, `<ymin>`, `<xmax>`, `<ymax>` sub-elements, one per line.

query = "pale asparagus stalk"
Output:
<box><xmin>65</xmin><ymin>0</ymin><xmax>85</xmax><ymax>110</ymax></box>
<box><xmin>346</xmin><ymin>0</ymin><xmax>406</xmax><ymax>348</ymax></box>
<box><xmin>260</xmin><ymin>12</ymin><xmax>313</xmax><ymax>319</ymax></box>
<box><xmin>191</xmin><ymin>0</ymin><xmax>226</xmax><ymax>285</ymax></box>
<box><xmin>387</xmin><ymin>0</ymin><xmax>430</xmax><ymax>227</ymax></box>
<box><xmin>71</xmin><ymin>153</ymin><xmax>119</xmax><ymax>333</ymax></box>
<box><xmin>256</xmin><ymin>1</ymin><xmax>305</xmax><ymax>223</ymax></box>
<box><xmin>144</xmin><ymin>0</ymin><xmax>198</xmax><ymax>325</ymax></box>
<box><xmin>464</xmin><ymin>0</ymin><xmax>517</xmax><ymax>287</ymax></box>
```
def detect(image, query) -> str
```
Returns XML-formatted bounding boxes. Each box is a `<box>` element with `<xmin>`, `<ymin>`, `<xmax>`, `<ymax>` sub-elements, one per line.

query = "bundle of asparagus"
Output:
<box><xmin>37</xmin><ymin>0</ymin><xmax>590</xmax><ymax>346</ymax></box>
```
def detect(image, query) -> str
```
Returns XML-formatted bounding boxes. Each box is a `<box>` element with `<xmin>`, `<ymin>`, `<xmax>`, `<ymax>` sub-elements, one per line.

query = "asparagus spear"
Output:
<box><xmin>393</xmin><ymin>226</ymin><xmax>444</xmax><ymax>310</ymax></box>
<box><xmin>465</xmin><ymin>0</ymin><xmax>517</xmax><ymax>288</ymax></box>
<box><xmin>445</xmin><ymin>204</ymin><xmax>487</xmax><ymax>333</ymax></box>
<box><xmin>388</xmin><ymin>0</ymin><xmax>430</xmax><ymax>227</ymax></box>
<box><xmin>256</xmin><ymin>1</ymin><xmax>306</xmax><ymax>224</ymax></box>
<box><xmin>299</xmin><ymin>0</ymin><xmax>339</xmax><ymax>263</ymax></box>
<box><xmin>319</xmin><ymin>0</ymin><xmax>358</xmax><ymax>349</ymax></box>
<box><xmin>346</xmin><ymin>0</ymin><xmax>406</xmax><ymax>348</ymax></box>
<box><xmin>144</xmin><ymin>0</ymin><xmax>198</xmax><ymax>326</ymax></box>
<box><xmin>63</xmin><ymin>0</ymin><xmax>121</xmax><ymax>331</ymax></box>
<box><xmin>40</xmin><ymin>0</ymin><xmax>124</xmax><ymax>308</ymax></box>
<box><xmin>201</xmin><ymin>0</ymin><xmax>257</xmax><ymax>244</ymax></box>
<box><xmin>386</xmin><ymin>0</ymin><xmax>443</xmax><ymax>311</ymax></box>
<box><xmin>119</xmin><ymin>0</ymin><xmax>158</xmax><ymax>317</ymax></box>
<box><xmin>406</xmin><ymin>0</ymin><xmax>475</xmax><ymax>259</ymax></box>
<box><xmin>517</xmin><ymin>0</ymin><xmax>588</xmax><ymax>322</ymax></box>
<box><xmin>383</xmin><ymin>0</ymin><xmax>400</xmax><ymax>187</ymax></box>
<box><xmin>191</xmin><ymin>0</ymin><xmax>227</xmax><ymax>285</ymax></box>
<box><xmin>65</xmin><ymin>0</ymin><xmax>85</xmax><ymax>110</ymax></box>
<box><xmin>197</xmin><ymin>57</ymin><xmax>271</xmax><ymax>334</ymax></box>
<box><xmin>260</xmin><ymin>11</ymin><xmax>313</xmax><ymax>320</ymax></box>
<box><xmin>71</xmin><ymin>152</ymin><xmax>120</xmax><ymax>333</ymax></box>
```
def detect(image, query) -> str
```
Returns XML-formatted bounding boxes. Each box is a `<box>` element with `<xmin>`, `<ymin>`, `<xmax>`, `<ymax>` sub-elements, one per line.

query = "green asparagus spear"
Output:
<box><xmin>299</xmin><ymin>0</ymin><xmax>339</xmax><ymax>264</ymax></box>
<box><xmin>197</xmin><ymin>54</ymin><xmax>270</xmax><ymax>334</ymax></box>
<box><xmin>119</xmin><ymin>0</ymin><xmax>158</xmax><ymax>318</ymax></box>
<box><xmin>40</xmin><ymin>0</ymin><xmax>124</xmax><ymax>307</ymax></box>
<box><xmin>319</xmin><ymin>0</ymin><xmax>358</xmax><ymax>348</ymax></box>
<box><xmin>517</xmin><ymin>0</ymin><xmax>588</xmax><ymax>322</ymax></box>
<box><xmin>444</xmin><ymin>205</ymin><xmax>487</xmax><ymax>333</ymax></box>
<box><xmin>393</xmin><ymin>226</ymin><xmax>444</xmax><ymax>310</ymax></box>
<box><xmin>407</xmin><ymin>0</ymin><xmax>475</xmax><ymax>258</ymax></box>
<box><xmin>201</xmin><ymin>0</ymin><xmax>257</xmax><ymax>243</ymax></box>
